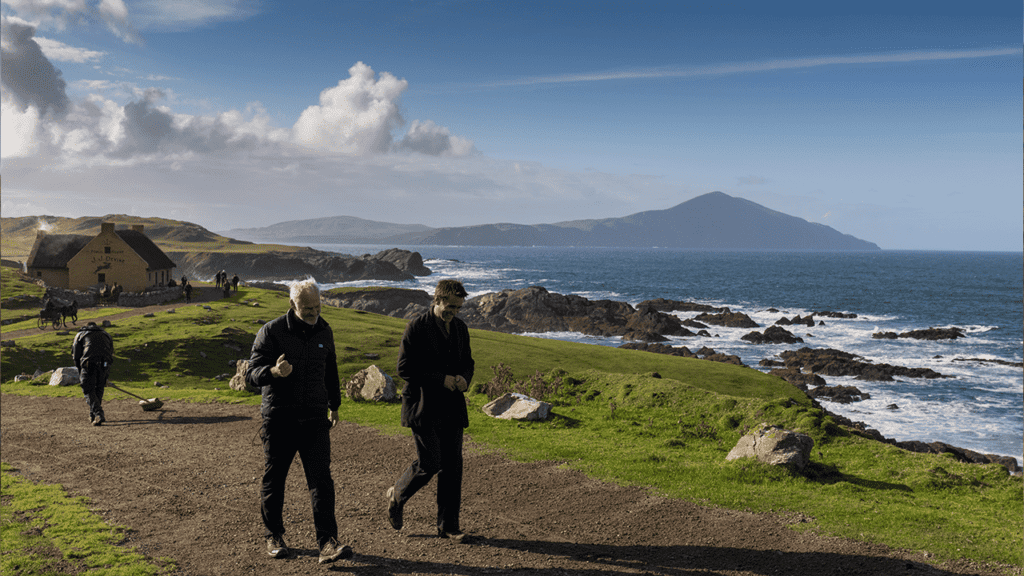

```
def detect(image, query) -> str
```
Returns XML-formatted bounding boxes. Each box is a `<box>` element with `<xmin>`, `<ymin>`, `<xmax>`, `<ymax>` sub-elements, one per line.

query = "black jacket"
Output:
<box><xmin>246</xmin><ymin>310</ymin><xmax>341</xmax><ymax>419</ymax></box>
<box><xmin>72</xmin><ymin>324</ymin><xmax>113</xmax><ymax>371</ymax></box>
<box><xmin>398</xmin><ymin>310</ymin><xmax>474</xmax><ymax>428</ymax></box>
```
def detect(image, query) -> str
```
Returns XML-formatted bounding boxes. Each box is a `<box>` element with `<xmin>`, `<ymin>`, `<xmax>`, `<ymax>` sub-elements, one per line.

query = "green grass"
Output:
<box><xmin>1</xmin><ymin>462</ymin><xmax>173</xmax><ymax>575</ymax></box>
<box><xmin>1</xmin><ymin>279</ymin><xmax>1021</xmax><ymax>573</ymax></box>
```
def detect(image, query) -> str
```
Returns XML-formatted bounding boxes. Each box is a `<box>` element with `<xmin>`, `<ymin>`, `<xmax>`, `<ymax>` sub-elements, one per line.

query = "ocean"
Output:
<box><xmin>303</xmin><ymin>245</ymin><xmax>1023</xmax><ymax>464</ymax></box>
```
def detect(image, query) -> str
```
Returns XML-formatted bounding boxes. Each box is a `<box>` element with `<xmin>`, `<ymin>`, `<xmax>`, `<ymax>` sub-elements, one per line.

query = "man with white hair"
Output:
<box><xmin>245</xmin><ymin>279</ymin><xmax>352</xmax><ymax>564</ymax></box>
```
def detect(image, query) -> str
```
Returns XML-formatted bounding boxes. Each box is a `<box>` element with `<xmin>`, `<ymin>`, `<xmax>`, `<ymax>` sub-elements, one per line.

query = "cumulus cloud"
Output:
<box><xmin>1</xmin><ymin>17</ymin><xmax>71</xmax><ymax>117</ymax></box>
<box><xmin>293</xmin><ymin>62</ymin><xmax>474</xmax><ymax>157</ymax></box>
<box><xmin>4</xmin><ymin>0</ymin><xmax>138</xmax><ymax>43</ymax></box>
<box><xmin>34</xmin><ymin>35</ymin><xmax>106</xmax><ymax>62</ymax></box>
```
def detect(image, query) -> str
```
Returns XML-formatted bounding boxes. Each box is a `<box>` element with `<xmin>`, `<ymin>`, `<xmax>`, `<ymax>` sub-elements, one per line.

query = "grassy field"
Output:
<box><xmin>1</xmin><ymin>273</ymin><xmax>1021</xmax><ymax>573</ymax></box>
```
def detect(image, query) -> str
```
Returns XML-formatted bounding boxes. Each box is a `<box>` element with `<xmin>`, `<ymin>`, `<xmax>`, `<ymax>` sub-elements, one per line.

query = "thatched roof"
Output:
<box><xmin>26</xmin><ymin>230</ymin><xmax>176</xmax><ymax>270</ymax></box>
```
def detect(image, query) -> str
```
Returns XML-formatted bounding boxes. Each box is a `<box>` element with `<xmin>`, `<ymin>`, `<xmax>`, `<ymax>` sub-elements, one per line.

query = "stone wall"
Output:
<box><xmin>44</xmin><ymin>287</ymin><xmax>98</xmax><ymax>307</ymax></box>
<box><xmin>117</xmin><ymin>287</ymin><xmax>181</xmax><ymax>307</ymax></box>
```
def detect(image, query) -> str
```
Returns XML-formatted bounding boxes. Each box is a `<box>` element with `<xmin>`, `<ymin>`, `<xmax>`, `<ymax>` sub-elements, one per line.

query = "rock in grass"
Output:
<box><xmin>726</xmin><ymin>424</ymin><xmax>814</xmax><ymax>471</ymax></box>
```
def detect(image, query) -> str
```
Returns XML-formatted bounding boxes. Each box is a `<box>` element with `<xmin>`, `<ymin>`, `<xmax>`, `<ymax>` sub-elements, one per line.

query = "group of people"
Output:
<box><xmin>73</xmin><ymin>276</ymin><xmax>476</xmax><ymax>565</ymax></box>
<box><xmin>244</xmin><ymin>278</ymin><xmax>474</xmax><ymax>563</ymax></box>
<box><xmin>214</xmin><ymin>270</ymin><xmax>240</xmax><ymax>294</ymax></box>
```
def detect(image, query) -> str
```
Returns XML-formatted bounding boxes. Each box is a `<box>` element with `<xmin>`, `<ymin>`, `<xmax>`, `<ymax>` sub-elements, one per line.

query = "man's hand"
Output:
<box><xmin>444</xmin><ymin>375</ymin><xmax>469</xmax><ymax>392</ymax></box>
<box><xmin>270</xmin><ymin>354</ymin><xmax>293</xmax><ymax>378</ymax></box>
<box><xmin>328</xmin><ymin>409</ymin><xmax>339</xmax><ymax>428</ymax></box>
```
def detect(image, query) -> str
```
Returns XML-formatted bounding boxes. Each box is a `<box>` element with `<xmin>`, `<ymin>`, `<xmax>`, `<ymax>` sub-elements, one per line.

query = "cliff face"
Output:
<box><xmin>165</xmin><ymin>248</ymin><xmax>428</xmax><ymax>283</ymax></box>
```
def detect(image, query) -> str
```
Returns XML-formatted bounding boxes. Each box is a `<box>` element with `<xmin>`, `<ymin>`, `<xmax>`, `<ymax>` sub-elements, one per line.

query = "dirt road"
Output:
<box><xmin>1</xmin><ymin>394</ymin><xmax>1012</xmax><ymax>576</ymax></box>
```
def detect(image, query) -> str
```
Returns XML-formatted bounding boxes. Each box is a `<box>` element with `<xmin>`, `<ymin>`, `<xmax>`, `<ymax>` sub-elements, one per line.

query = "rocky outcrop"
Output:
<box><xmin>779</xmin><ymin>347</ymin><xmax>947</xmax><ymax>381</ymax></box>
<box><xmin>726</xmin><ymin>424</ymin><xmax>814</xmax><ymax>471</ymax></box>
<box><xmin>165</xmin><ymin>248</ymin><xmax>427</xmax><ymax>283</ymax></box>
<box><xmin>323</xmin><ymin>287</ymin><xmax>431</xmax><ymax>319</ymax></box>
<box><xmin>872</xmin><ymin>327</ymin><xmax>966</xmax><ymax>340</ymax></box>
<box><xmin>774</xmin><ymin>315</ymin><xmax>816</xmax><ymax>327</ymax></box>
<box><xmin>806</xmin><ymin>384</ymin><xmax>870</xmax><ymax>403</ymax></box>
<box><xmin>741</xmin><ymin>325</ymin><xmax>803</xmax><ymax>345</ymax></box>
<box><xmin>637</xmin><ymin>298</ymin><xmax>728</xmax><ymax>314</ymax></box>
<box><xmin>369</xmin><ymin>248</ymin><xmax>432</xmax><ymax>276</ymax></box>
<box><xmin>693</xmin><ymin>311</ymin><xmax>758</xmax><ymax>328</ymax></box>
<box><xmin>460</xmin><ymin>286</ymin><xmax>693</xmax><ymax>340</ymax></box>
<box><xmin>768</xmin><ymin>368</ymin><xmax>825</xmax><ymax>390</ymax></box>
<box><xmin>893</xmin><ymin>441</ymin><xmax>1020</xmax><ymax>474</ymax></box>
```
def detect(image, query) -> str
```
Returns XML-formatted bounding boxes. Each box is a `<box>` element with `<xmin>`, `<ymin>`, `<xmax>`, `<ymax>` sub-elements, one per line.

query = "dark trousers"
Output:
<box><xmin>79</xmin><ymin>364</ymin><xmax>108</xmax><ymax>420</ymax></box>
<box><xmin>394</xmin><ymin>425</ymin><xmax>464</xmax><ymax>532</ymax></box>
<box><xmin>260</xmin><ymin>415</ymin><xmax>337</xmax><ymax>547</ymax></box>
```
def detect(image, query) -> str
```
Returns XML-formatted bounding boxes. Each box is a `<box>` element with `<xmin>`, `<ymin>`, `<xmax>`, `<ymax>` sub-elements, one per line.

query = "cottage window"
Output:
<box><xmin>104</xmin><ymin>246</ymin><xmax>111</xmax><ymax>254</ymax></box>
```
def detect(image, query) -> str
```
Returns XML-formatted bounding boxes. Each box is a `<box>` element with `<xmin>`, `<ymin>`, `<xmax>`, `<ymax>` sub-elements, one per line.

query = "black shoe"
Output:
<box><xmin>437</xmin><ymin>529</ymin><xmax>468</xmax><ymax>543</ymax></box>
<box><xmin>318</xmin><ymin>538</ymin><xmax>353</xmax><ymax>564</ymax></box>
<box><xmin>386</xmin><ymin>486</ymin><xmax>403</xmax><ymax>530</ymax></box>
<box><xmin>266</xmin><ymin>535</ymin><xmax>289</xmax><ymax>559</ymax></box>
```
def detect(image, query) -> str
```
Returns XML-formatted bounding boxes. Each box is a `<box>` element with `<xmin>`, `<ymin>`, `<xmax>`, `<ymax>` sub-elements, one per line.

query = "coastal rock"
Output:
<box><xmin>806</xmin><ymin>384</ymin><xmax>870</xmax><ymax>403</ymax></box>
<box><xmin>482</xmin><ymin>393</ymin><xmax>551</xmax><ymax>421</ymax></box>
<box><xmin>460</xmin><ymin>286</ymin><xmax>692</xmax><ymax>339</ymax></box>
<box><xmin>637</xmin><ymin>298</ymin><xmax>729</xmax><ymax>314</ymax></box>
<box><xmin>779</xmin><ymin>347</ymin><xmax>946</xmax><ymax>381</ymax></box>
<box><xmin>775</xmin><ymin>315</ymin><xmax>815</xmax><ymax>327</ymax></box>
<box><xmin>768</xmin><ymin>368</ymin><xmax>826</xmax><ymax>391</ymax></box>
<box><xmin>814</xmin><ymin>310</ymin><xmax>858</xmax><ymax>319</ymax></box>
<box><xmin>165</xmin><ymin>248</ymin><xmax>424</xmax><ymax>283</ymax></box>
<box><xmin>726</xmin><ymin>424</ymin><xmax>814</xmax><ymax>471</ymax></box>
<box><xmin>323</xmin><ymin>287</ymin><xmax>431</xmax><ymax>319</ymax></box>
<box><xmin>618</xmin><ymin>342</ymin><xmax>696</xmax><ymax>357</ymax></box>
<box><xmin>872</xmin><ymin>327</ymin><xmax>966</xmax><ymax>341</ymax></box>
<box><xmin>692</xmin><ymin>311</ymin><xmax>758</xmax><ymax>328</ymax></box>
<box><xmin>894</xmin><ymin>441</ymin><xmax>1021</xmax><ymax>475</ymax></box>
<box><xmin>368</xmin><ymin>248</ymin><xmax>432</xmax><ymax>276</ymax></box>
<box><xmin>741</xmin><ymin>325</ymin><xmax>804</xmax><ymax>345</ymax></box>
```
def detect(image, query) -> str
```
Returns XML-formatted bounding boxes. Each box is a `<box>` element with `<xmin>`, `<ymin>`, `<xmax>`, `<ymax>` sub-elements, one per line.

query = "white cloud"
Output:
<box><xmin>34</xmin><ymin>35</ymin><xmax>105</xmax><ymax>62</ymax></box>
<box><xmin>4</xmin><ymin>0</ymin><xmax>139</xmax><ymax>43</ymax></box>
<box><xmin>485</xmin><ymin>47</ymin><xmax>1023</xmax><ymax>88</ymax></box>
<box><xmin>1</xmin><ymin>17</ymin><xmax>71</xmax><ymax>117</ymax></box>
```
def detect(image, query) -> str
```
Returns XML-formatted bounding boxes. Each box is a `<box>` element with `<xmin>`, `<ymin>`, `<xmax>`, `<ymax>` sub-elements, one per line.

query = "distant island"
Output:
<box><xmin>220</xmin><ymin>192</ymin><xmax>881</xmax><ymax>251</ymax></box>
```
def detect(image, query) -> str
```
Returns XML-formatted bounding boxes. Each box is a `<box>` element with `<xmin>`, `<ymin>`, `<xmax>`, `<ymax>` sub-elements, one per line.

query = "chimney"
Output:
<box><xmin>101</xmin><ymin>222</ymin><xmax>115</xmax><ymax>234</ymax></box>
<box><xmin>132</xmin><ymin>224</ymin><xmax>144</xmax><ymax>233</ymax></box>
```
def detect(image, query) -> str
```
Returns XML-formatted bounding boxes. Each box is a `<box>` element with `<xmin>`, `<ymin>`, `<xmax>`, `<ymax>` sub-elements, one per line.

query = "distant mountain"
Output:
<box><xmin>219</xmin><ymin>216</ymin><xmax>433</xmax><ymax>244</ymax></box>
<box><xmin>385</xmin><ymin>192</ymin><xmax>880</xmax><ymax>250</ymax></box>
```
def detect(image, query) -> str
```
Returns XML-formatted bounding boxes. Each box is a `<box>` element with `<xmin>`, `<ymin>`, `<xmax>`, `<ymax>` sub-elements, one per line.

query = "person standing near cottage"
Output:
<box><xmin>72</xmin><ymin>322</ymin><xmax>114</xmax><ymax>426</ymax></box>
<box><xmin>245</xmin><ymin>279</ymin><xmax>352</xmax><ymax>564</ymax></box>
<box><xmin>386</xmin><ymin>279</ymin><xmax>474</xmax><ymax>542</ymax></box>
<box><xmin>232</xmin><ymin>274</ymin><xmax>240</xmax><ymax>292</ymax></box>
<box><xmin>183</xmin><ymin>281</ymin><xmax>193</xmax><ymax>303</ymax></box>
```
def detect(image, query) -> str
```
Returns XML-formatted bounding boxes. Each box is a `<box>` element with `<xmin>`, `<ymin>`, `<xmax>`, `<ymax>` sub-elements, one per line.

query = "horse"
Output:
<box><xmin>60</xmin><ymin>300</ymin><xmax>78</xmax><ymax>326</ymax></box>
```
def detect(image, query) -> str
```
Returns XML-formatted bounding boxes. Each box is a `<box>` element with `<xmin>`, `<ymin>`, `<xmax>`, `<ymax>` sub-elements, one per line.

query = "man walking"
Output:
<box><xmin>72</xmin><ymin>322</ymin><xmax>113</xmax><ymax>426</ymax></box>
<box><xmin>386</xmin><ymin>279</ymin><xmax>474</xmax><ymax>542</ymax></box>
<box><xmin>245</xmin><ymin>279</ymin><xmax>352</xmax><ymax>564</ymax></box>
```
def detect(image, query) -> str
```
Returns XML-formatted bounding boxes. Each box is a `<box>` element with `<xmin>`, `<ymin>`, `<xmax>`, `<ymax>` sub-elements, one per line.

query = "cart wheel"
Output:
<box><xmin>52</xmin><ymin>316</ymin><xmax>62</xmax><ymax>329</ymax></box>
<box><xmin>38</xmin><ymin>316</ymin><xmax>47</xmax><ymax>330</ymax></box>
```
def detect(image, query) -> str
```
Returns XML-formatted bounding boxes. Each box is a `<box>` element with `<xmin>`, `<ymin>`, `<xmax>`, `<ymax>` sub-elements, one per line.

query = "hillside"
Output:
<box><xmin>216</xmin><ymin>192</ymin><xmax>881</xmax><ymax>250</ymax></box>
<box><xmin>388</xmin><ymin>192</ymin><xmax>880</xmax><ymax>250</ymax></box>
<box><xmin>219</xmin><ymin>215</ymin><xmax>433</xmax><ymax>244</ymax></box>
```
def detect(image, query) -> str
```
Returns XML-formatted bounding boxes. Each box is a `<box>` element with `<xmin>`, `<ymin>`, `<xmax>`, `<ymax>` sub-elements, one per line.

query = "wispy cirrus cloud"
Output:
<box><xmin>484</xmin><ymin>47</ymin><xmax>1022</xmax><ymax>88</ymax></box>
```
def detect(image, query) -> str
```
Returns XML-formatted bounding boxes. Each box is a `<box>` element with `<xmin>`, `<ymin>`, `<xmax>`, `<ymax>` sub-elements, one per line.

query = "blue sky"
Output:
<box><xmin>2</xmin><ymin>1</ymin><xmax>1020</xmax><ymax>250</ymax></box>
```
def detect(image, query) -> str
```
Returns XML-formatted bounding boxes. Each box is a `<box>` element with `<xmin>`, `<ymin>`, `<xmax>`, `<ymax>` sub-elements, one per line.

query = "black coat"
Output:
<box><xmin>72</xmin><ymin>324</ymin><xmax>113</xmax><ymax>371</ymax></box>
<box><xmin>246</xmin><ymin>310</ymin><xmax>341</xmax><ymax>419</ymax></box>
<box><xmin>398</xmin><ymin>310</ymin><xmax>474</xmax><ymax>429</ymax></box>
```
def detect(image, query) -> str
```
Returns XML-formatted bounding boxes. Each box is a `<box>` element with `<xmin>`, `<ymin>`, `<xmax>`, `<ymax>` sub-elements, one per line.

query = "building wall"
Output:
<box><xmin>28</xmin><ymin>268</ymin><xmax>69</xmax><ymax>288</ymax></box>
<box><xmin>67</xmin><ymin>224</ymin><xmax>149</xmax><ymax>291</ymax></box>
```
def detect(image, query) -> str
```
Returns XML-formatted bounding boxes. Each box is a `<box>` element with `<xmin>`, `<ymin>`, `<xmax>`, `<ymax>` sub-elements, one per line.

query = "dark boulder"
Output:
<box><xmin>873</xmin><ymin>327</ymin><xmax>967</xmax><ymax>341</ymax></box>
<box><xmin>741</xmin><ymin>325</ymin><xmax>803</xmax><ymax>345</ymax></box>
<box><xmin>768</xmin><ymin>368</ymin><xmax>826</xmax><ymax>391</ymax></box>
<box><xmin>322</xmin><ymin>287</ymin><xmax>431</xmax><ymax>319</ymax></box>
<box><xmin>638</xmin><ymin>298</ymin><xmax>728</xmax><ymax>314</ymax></box>
<box><xmin>460</xmin><ymin>286</ymin><xmax>692</xmax><ymax>339</ymax></box>
<box><xmin>779</xmin><ymin>347</ymin><xmax>947</xmax><ymax>381</ymax></box>
<box><xmin>693</xmin><ymin>311</ymin><xmax>758</xmax><ymax>328</ymax></box>
<box><xmin>806</xmin><ymin>384</ymin><xmax>870</xmax><ymax>403</ymax></box>
<box><xmin>370</xmin><ymin>248</ymin><xmax>432</xmax><ymax>276</ymax></box>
